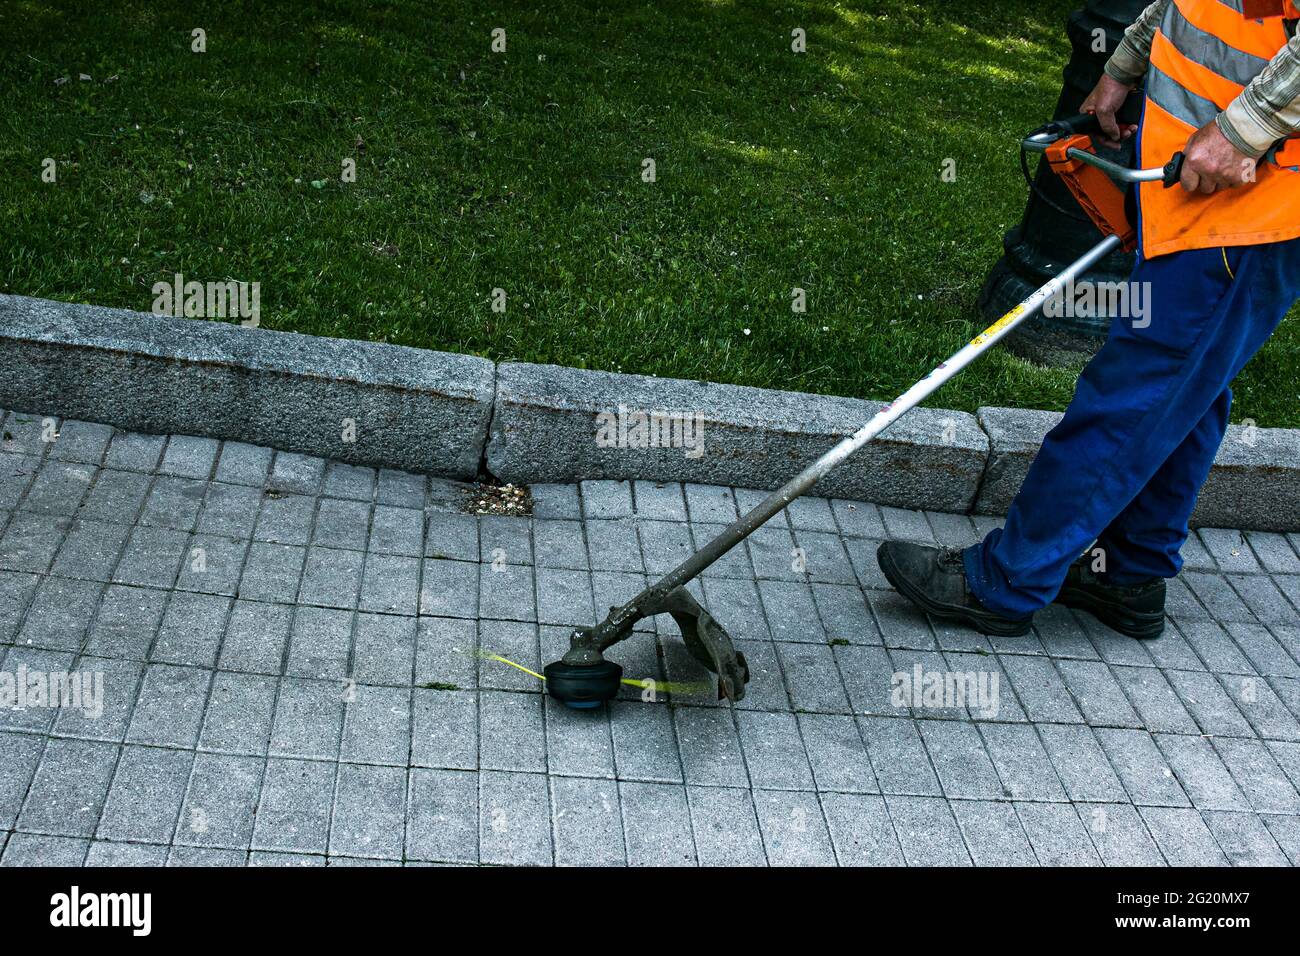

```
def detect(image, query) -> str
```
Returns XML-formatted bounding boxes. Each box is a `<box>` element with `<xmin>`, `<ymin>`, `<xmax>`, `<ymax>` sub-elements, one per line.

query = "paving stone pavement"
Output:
<box><xmin>2</xmin><ymin>408</ymin><xmax>1300</xmax><ymax>867</ymax></box>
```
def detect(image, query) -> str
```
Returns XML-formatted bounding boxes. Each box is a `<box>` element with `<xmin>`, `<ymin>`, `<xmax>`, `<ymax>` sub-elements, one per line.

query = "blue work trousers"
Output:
<box><xmin>965</xmin><ymin>236</ymin><xmax>1300</xmax><ymax>617</ymax></box>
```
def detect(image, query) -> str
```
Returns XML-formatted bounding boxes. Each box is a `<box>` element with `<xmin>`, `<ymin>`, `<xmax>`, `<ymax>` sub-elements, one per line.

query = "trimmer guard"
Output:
<box><xmin>645</xmin><ymin>587</ymin><xmax>750</xmax><ymax>702</ymax></box>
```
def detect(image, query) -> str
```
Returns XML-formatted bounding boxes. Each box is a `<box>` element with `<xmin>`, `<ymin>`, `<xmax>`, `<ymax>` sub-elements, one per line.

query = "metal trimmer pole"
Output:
<box><xmin>565</xmin><ymin>232</ymin><xmax>1123</xmax><ymax>664</ymax></box>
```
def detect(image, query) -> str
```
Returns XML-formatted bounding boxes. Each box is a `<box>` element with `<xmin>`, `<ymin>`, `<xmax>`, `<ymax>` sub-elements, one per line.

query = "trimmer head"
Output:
<box><xmin>544</xmin><ymin>658</ymin><xmax>623</xmax><ymax>709</ymax></box>
<box><xmin>549</xmin><ymin>585</ymin><xmax>750</xmax><ymax>709</ymax></box>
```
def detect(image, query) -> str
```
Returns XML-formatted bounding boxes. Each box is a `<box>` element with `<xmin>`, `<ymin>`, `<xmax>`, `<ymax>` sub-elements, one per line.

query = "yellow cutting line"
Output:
<box><xmin>622</xmin><ymin>676</ymin><xmax>713</xmax><ymax>693</ymax></box>
<box><xmin>481</xmin><ymin>653</ymin><xmax>546</xmax><ymax>682</ymax></box>
<box><xmin>476</xmin><ymin>649</ymin><xmax>712</xmax><ymax>696</ymax></box>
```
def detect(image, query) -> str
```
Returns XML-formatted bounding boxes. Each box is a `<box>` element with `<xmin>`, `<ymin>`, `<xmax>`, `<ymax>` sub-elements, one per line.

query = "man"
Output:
<box><xmin>878</xmin><ymin>0</ymin><xmax>1300</xmax><ymax>639</ymax></box>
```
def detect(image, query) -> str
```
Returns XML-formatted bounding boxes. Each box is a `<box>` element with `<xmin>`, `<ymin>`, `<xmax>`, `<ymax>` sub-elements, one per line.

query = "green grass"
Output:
<box><xmin>3</xmin><ymin>0</ymin><xmax>1297</xmax><ymax>425</ymax></box>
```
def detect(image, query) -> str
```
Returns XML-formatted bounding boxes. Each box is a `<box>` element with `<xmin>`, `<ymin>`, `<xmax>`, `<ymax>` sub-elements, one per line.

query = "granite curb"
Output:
<box><xmin>3</xmin><ymin>294</ymin><xmax>1297</xmax><ymax>530</ymax></box>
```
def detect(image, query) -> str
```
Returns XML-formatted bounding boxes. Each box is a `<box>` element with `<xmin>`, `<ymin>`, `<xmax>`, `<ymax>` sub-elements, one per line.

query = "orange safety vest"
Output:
<box><xmin>1140</xmin><ymin>0</ymin><xmax>1300</xmax><ymax>257</ymax></box>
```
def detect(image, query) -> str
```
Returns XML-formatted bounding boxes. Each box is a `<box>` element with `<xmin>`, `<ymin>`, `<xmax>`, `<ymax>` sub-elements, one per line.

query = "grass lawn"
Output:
<box><xmin>3</xmin><ymin>0</ymin><xmax>1297</xmax><ymax>425</ymax></box>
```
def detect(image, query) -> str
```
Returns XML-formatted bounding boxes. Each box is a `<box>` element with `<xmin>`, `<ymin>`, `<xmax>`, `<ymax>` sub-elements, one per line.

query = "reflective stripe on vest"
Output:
<box><xmin>1139</xmin><ymin>0</ymin><xmax>1300</xmax><ymax>257</ymax></box>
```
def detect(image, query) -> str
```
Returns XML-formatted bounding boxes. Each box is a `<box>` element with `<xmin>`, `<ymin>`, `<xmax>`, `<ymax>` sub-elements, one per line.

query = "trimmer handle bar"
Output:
<box><xmin>1025</xmin><ymin>113</ymin><xmax>1184</xmax><ymax>187</ymax></box>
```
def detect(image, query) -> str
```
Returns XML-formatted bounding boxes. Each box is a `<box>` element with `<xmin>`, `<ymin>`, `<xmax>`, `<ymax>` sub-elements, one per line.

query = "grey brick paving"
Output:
<box><xmin>1078</xmin><ymin>803</ymin><xmax>1164</xmax><ymax>866</ymax></box>
<box><xmin>1139</xmin><ymin>806</ymin><xmax>1228</xmax><ymax>865</ymax></box>
<box><xmin>753</xmin><ymin>789</ymin><xmax>836</xmax><ymax>866</ymax></box>
<box><xmin>2</xmin><ymin>833</ymin><xmax>89</xmax><ymax>866</ymax></box>
<box><xmin>920</xmin><ymin>720</ymin><xmax>1005</xmax><ymax>800</ymax></box>
<box><xmin>214</xmin><ymin>442</ymin><xmax>273</xmax><ymax>487</ymax></box>
<box><xmin>951</xmin><ymin>799</ymin><xmax>1037</xmax><ymax>866</ymax></box>
<box><xmin>167</xmin><ymin>845</ymin><xmax>245</xmax><ymax>866</ymax></box>
<box><xmin>684</xmin><ymin>484</ymin><xmax>737</xmax><ymax>525</ymax></box>
<box><xmin>286</xmin><ymin>607</ymin><xmax>353</xmax><ymax>681</ymax></box>
<box><xmin>0</xmin><ymin>732</ymin><xmax>44</xmax><ymax>830</ymax></box>
<box><xmin>820</xmin><ymin>792</ymin><xmax>902</xmax><ymax>865</ymax></box>
<box><xmin>619</xmin><ymin>780</ymin><xmax>695</xmax><ymax>866</ymax></box>
<box><xmin>113</xmin><ymin>525</ymin><xmax>189</xmax><ymax>589</ymax></box>
<box><xmin>1095</xmin><ymin>728</ymin><xmax>1190</xmax><ymax>808</ymax></box>
<box><xmin>1166</xmin><ymin>668</ymin><xmax>1255</xmax><ymax>738</ymax></box>
<box><xmin>97</xmin><ymin>746</ymin><xmax>193</xmax><ymax>844</ymax></box>
<box><xmin>340</xmin><ymin>684</ymin><xmax>411</xmax><ymax>766</ymax></box>
<box><xmin>609</xmin><ymin>700</ymin><xmax>682</xmax><ymax>783</ymax></box>
<box><xmin>687</xmin><ymin>785</ymin><xmax>766</xmax><ymax>866</ymax></box>
<box><xmin>858</xmin><ymin>716</ymin><xmax>942</xmax><ymax>797</ymax></box>
<box><xmin>269</xmin><ymin>678</ymin><xmax>346</xmax><ymax>761</ymax></box>
<box><xmin>550</xmin><ymin>775</ymin><xmax>625</xmax><ymax>866</ymax></box>
<box><xmin>255</xmin><ymin>494</ymin><xmax>315</xmax><ymax>546</ymax></box>
<box><xmin>160</xmin><ymin>436</ymin><xmax>220</xmax><ymax>481</ymax></box>
<box><xmin>17</xmin><ymin>738</ymin><xmax>117</xmax><ymax>837</ymax></box>
<box><xmin>529</xmin><ymin>483</ymin><xmax>581</xmax><ymax>521</ymax></box>
<box><xmin>127</xmin><ymin>664</ymin><xmax>213</xmax><ymax>748</ymax></box>
<box><xmin>545</xmin><ymin>696</ymin><xmax>615</xmax><ymax>779</ymax></box>
<box><xmin>220</xmin><ymin>600</ymin><xmax>292</xmax><ymax>675</ymax></box>
<box><xmin>48</xmin><ymin>421</ymin><xmax>113</xmax><ymax>466</ymax></box>
<box><xmin>19</xmin><ymin>576</ymin><xmax>102</xmax><ymax>651</ymax></box>
<box><xmin>1262</xmin><ymin>813</ymin><xmax>1300</xmax><ymax>864</ymax></box>
<box><xmin>1212</xmin><ymin>737</ymin><xmax>1300</xmax><ymax>814</ymax></box>
<box><xmin>359</xmin><ymin>553</ymin><xmax>420</xmax><ymax>616</ymax></box>
<box><xmin>411</xmin><ymin>689</ymin><xmax>477</xmax><ymax>770</ymax></box>
<box><xmin>581</xmin><ymin>480</ymin><xmax>634</xmax><ymax>520</ymax></box>
<box><xmin>175</xmin><ymin>752</ymin><xmax>262</xmax><ymax>848</ymax></box>
<box><xmin>978</xmin><ymin>723</ymin><xmax>1067</xmax><ymax>802</ymax></box>
<box><xmin>269</xmin><ymin>453</ymin><xmax>325</xmax><ymax>496</ymax></box>
<box><xmin>799</xmin><ymin>712</ymin><xmax>878</xmax><ymax>793</ymax></box>
<box><xmin>407</xmin><ymin>768</ymin><xmax>478</xmax><ymax>863</ymax></box>
<box><xmin>1155</xmin><ymin>733</ymin><xmax>1249</xmax><ymax>812</ymax></box>
<box><xmin>352</xmin><ymin>613</ymin><xmax>416</xmax><ymax>686</ymax></box>
<box><xmin>674</xmin><ymin>706</ymin><xmax>748</xmax><ymax>787</ymax></box>
<box><xmin>479</xmin><ymin>770</ymin><xmax>552</xmax><ymax>866</ymax></box>
<box><xmin>886</xmin><ymin>795</ymin><xmax>971</xmax><ymax>866</ymax></box>
<box><xmin>1201</xmin><ymin>810</ymin><xmax>1289</xmax><ymax>866</ymax></box>
<box><xmin>330</xmin><ymin>763</ymin><xmax>406</xmax><ymax>860</ymax></box>
<box><xmin>999</xmin><ymin>654</ymin><xmax>1084</xmax><ymax>724</ymax></box>
<box><xmin>479</xmin><ymin>691</ymin><xmax>545</xmax><ymax>773</ymax></box>
<box><xmin>85</xmin><ymin>840</ymin><xmax>169</xmax><ymax>867</ymax></box>
<box><xmin>1017</xmin><ymin>801</ymin><xmax>1102</xmax><ymax>865</ymax></box>
<box><xmin>1037</xmin><ymin>724</ymin><xmax>1127</xmax><ymax>803</ymax></box>
<box><xmin>736</xmin><ymin>710</ymin><xmax>814</xmax><ymax>790</ymax></box>
<box><xmin>2</xmin><ymin>418</ymin><xmax>1298</xmax><ymax>866</ymax></box>
<box><xmin>379</xmin><ymin>471</ymin><xmax>428</xmax><ymax>510</ymax></box>
<box><xmin>252</xmin><ymin>758</ymin><xmax>334</xmax><ymax>854</ymax></box>
<box><xmin>199</xmin><ymin>671</ymin><xmax>277</xmax><ymax>755</ymax></box>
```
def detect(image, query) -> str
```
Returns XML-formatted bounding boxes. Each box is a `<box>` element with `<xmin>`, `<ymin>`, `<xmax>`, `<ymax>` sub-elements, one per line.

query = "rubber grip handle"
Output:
<box><xmin>1162</xmin><ymin>152</ymin><xmax>1185</xmax><ymax>188</ymax></box>
<box><xmin>1049</xmin><ymin>112</ymin><xmax>1104</xmax><ymax>137</ymax></box>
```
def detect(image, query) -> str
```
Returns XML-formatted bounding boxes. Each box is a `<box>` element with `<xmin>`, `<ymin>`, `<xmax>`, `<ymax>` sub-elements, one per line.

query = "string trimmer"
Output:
<box><xmin>544</xmin><ymin>114</ymin><xmax>1186</xmax><ymax>709</ymax></box>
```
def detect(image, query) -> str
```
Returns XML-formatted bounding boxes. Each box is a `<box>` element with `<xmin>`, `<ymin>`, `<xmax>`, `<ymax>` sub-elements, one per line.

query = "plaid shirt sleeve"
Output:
<box><xmin>1220</xmin><ymin>32</ymin><xmax>1300</xmax><ymax>157</ymax></box>
<box><xmin>1103</xmin><ymin>0</ymin><xmax>1170</xmax><ymax>87</ymax></box>
<box><xmin>1102</xmin><ymin>0</ymin><xmax>1300</xmax><ymax>158</ymax></box>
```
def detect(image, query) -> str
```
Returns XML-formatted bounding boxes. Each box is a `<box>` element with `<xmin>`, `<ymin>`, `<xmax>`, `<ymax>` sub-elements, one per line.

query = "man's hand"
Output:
<box><xmin>1080</xmin><ymin>74</ymin><xmax>1138</xmax><ymax>149</ymax></box>
<box><xmin>1179</xmin><ymin>120</ymin><xmax>1257</xmax><ymax>194</ymax></box>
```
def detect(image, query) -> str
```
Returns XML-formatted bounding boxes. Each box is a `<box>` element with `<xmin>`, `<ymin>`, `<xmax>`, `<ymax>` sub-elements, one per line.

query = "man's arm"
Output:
<box><xmin>1219</xmin><ymin>31</ymin><xmax>1300</xmax><ymax>157</ymax></box>
<box><xmin>1078</xmin><ymin>1</ymin><xmax>1170</xmax><ymax>147</ymax></box>
<box><xmin>1090</xmin><ymin>1</ymin><xmax>1300</xmax><ymax>191</ymax></box>
<box><xmin>1102</xmin><ymin>0</ymin><xmax>1300</xmax><ymax>162</ymax></box>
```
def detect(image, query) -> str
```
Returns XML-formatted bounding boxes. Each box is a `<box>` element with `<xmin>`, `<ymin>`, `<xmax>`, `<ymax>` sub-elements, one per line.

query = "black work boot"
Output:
<box><xmin>877</xmin><ymin>541</ymin><xmax>1033</xmax><ymax>637</ymax></box>
<box><xmin>1054</xmin><ymin>554</ymin><xmax>1166</xmax><ymax>639</ymax></box>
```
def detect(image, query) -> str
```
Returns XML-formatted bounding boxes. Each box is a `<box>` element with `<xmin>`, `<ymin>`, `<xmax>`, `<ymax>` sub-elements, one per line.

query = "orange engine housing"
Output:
<box><xmin>1044</xmin><ymin>134</ymin><xmax>1138</xmax><ymax>253</ymax></box>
